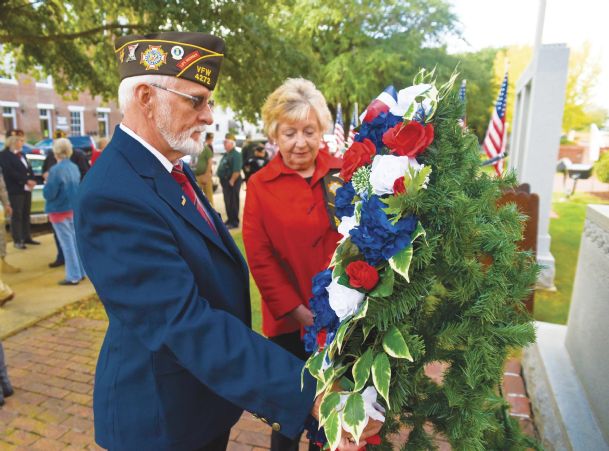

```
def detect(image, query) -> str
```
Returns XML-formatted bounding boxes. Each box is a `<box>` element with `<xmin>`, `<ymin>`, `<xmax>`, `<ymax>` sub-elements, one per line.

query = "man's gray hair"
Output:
<box><xmin>117</xmin><ymin>75</ymin><xmax>177</xmax><ymax>113</ymax></box>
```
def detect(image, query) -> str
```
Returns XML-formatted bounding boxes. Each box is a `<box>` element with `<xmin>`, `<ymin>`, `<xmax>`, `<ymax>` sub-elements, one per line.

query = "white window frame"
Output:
<box><xmin>35</xmin><ymin>75</ymin><xmax>53</xmax><ymax>89</ymax></box>
<box><xmin>96</xmin><ymin>107</ymin><xmax>110</xmax><ymax>138</ymax></box>
<box><xmin>38</xmin><ymin>104</ymin><xmax>54</xmax><ymax>138</ymax></box>
<box><xmin>1</xmin><ymin>101</ymin><xmax>18</xmax><ymax>130</ymax></box>
<box><xmin>68</xmin><ymin>106</ymin><xmax>85</xmax><ymax>135</ymax></box>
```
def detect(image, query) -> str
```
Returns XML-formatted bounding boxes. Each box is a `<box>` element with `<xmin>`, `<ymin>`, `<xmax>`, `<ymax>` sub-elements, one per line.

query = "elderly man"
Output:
<box><xmin>217</xmin><ymin>132</ymin><xmax>242</xmax><ymax>229</ymax></box>
<box><xmin>75</xmin><ymin>32</ymin><xmax>378</xmax><ymax>451</ymax></box>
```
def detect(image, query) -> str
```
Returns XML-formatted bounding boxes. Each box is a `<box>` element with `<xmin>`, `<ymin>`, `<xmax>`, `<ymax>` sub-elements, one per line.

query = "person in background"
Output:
<box><xmin>240</xmin><ymin>134</ymin><xmax>257</xmax><ymax>165</ymax></box>
<box><xmin>43</xmin><ymin>138</ymin><xmax>85</xmax><ymax>285</ymax></box>
<box><xmin>43</xmin><ymin>145</ymin><xmax>90</xmax><ymax>180</ymax></box>
<box><xmin>91</xmin><ymin>137</ymin><xmax>109</xmax><ymax>165</ymax></box>
<box><xmin>242</xmin><ymin>143</ymin><xmax>269</xmax><ymax>183</ymax></box>
<box><xmin>217</xmin><ymin>133</ymin><xmax>242</xmax><ymax>229</ymax></box>
<box><xmin>194</xmin><ymin>132</ymin><xmax>215</xmax><ymax>207</ymax></box>
<box><xmin>242</xmin><ymin>78</ymin><xmax>345</xmax><ymax>451</ymax></box>
<box><xmin>0</xmin><ymin>168</ymin><xmax>19</xmax><ymax>273</ymax></box>
<box><xmin>0</xmin><ymin>340</ymin><xmax>14</xmax><ymax>407</ymax></box>
<box><xmin>0</xmin><ymin>129</ymin><xmax>39</xmax><ymax>249</ymax></box>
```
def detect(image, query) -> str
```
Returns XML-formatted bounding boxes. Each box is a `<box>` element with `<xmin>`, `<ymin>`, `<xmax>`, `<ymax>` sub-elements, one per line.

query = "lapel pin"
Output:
<box><xmin>181</xmin><ymin>196</ymin><xmax>186</xmax><ymax>206</ymax></box>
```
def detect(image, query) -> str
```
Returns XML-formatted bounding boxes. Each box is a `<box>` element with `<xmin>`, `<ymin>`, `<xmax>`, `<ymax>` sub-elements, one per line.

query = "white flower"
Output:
<box><xmin>338</xmin><ymin>214</ymin><xmax>358</xmax><ymax>243</ymax></box>
<box><xmin>369</xmin><ymin>154</ymin><xmax>422</xmax><ymax>196</ymax></box>
<box><xmin>327</xmin><ymin>277</ymin><xmax>365</xmax><ymax>321</ymax></box>
<box><xmin>361</xmin><ymin>386</ymin><xmax>386</xmax><ymax>422</ymax></box>
<box><xmin>335</xmin><ymin>386</ymin><xmax>386</xmax><ymax>439</ymax></box>
<box><xmin>390</xmin><ymin>84</ymin><xmax>432</xmax><ymax>117</ymax></box>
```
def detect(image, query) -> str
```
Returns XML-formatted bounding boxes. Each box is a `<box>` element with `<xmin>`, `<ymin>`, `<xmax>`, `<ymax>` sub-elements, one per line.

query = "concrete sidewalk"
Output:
<box><xmin>0</xmin><ymin>233</ymin><xmax>96</xmax><ymax>339</ymax></box>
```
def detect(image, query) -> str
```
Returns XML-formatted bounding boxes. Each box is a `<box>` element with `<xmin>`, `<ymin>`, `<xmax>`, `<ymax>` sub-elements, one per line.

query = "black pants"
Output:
<box><xmin>220</xmin><ymin>177</ymin><xmax>242</xmax><ymax>227</ymax></box>
<box><xmin>269</xmin><ymin>332</ymin><xmax>320</xmax><ymax>451</ymax></box>
<box><xmin>194</xmin><ymin>430</ymin><xmax>231</xmax><ymax>451</ymax></box>
<box><xmin>8</xmin><ymin>192</ymin><xmax>32</xmax><ymax>244</ymax></box>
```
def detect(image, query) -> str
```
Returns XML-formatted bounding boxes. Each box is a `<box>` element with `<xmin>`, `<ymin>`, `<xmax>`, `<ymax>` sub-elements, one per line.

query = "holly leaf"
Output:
<box><xmin>370</xmin><ymin>267</ymin><xmax>395</xmax><ymax>297</ymax></box>
<box><xmin>343</xmin><ymin>393</ymin><xmax>367</xmax><ymax>444</ymax></box>
<box><xmin>351</xmin><ymin>298</ymin><xmax>369</xmax><ymax>321</ymax></box>
<box><xmin>362</xmin><ymin>323</ymin><xmax>375</xmax><ymax>342</ymax></box>
<box><xmin>319</xmin><ymin>392</ymin><xmax>341</xmax><ymax>428</ymax></box>
<box><xmin>324</xmin><ymin>410</ymin><xmax>341</xmax><ymax>451</ymax></box>
<box><xmin>352</xmin><ymin>348</ymin><xmax>374</xmax><ymax>392</ymax></box>
<box><xmin>389</xmin><ymin>245</ymin><xmax>413</xmax><ymax>282</ymax></box>
<box><xmin>372</xmin><ymin>352</ymin><xmax>391</xmax><ymax>408</ymax></box>
<box><xmin>411</xmin><ymin>221</ymin><xmax>427</xmax><ymax>245</ymax></box>
<box><xmin>306</xmin><ymin>349</ymin><xmax>327</xmax><ymax>380</ymax></box>
<box><xmin>382</xmin><ymin>326</ymin><xmax>413</xmax><ymax>361</ymax></box>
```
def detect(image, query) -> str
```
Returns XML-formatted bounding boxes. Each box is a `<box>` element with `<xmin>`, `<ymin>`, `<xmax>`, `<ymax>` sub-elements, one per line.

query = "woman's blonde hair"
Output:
<box><xmin>261</xmin><ymin>78</ymin><xmax>332</xmax><ymax>140</ymax></box>
<box><xmin>53</xmin><ymin>138</ymin><xmax>73</xmax><ymax>159</ymax></box>
<box><xmin>5</xmin><ymin>135</ymin><xmax>23</xmax><ymax>151</ymax></box>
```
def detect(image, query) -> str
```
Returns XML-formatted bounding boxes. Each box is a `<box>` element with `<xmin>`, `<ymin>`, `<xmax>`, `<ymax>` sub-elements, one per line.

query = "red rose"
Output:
<box><xmin>382</xmin><ymin>121</ymin><xmax>434</xmax><ymax>158</ymax></box>
<box><xmin>346</xmin><ymin>261</ymin><xmax>379</xmax><ymax>291</ymax></box>
<box><xmin>393</xmin><ymin>176</ymin><xmax>406</xmax><ymax>195</ymax></box>
<box><xmin>317</xmin><ymin>329</ymin><xmax>327</xmax><ymax>349</ymax></box>
<box><xmin>340</xmin><ymin>138</ymin><xmax>376</xmax><ymax>182</ymax></box>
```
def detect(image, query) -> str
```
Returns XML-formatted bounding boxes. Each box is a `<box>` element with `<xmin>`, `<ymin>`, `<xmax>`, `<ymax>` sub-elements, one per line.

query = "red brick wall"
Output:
<box><xmin>558</xmin><ymin>145</ymin><xmax>586</xmax><ymax>163</ymax></box>
<box><xmin>0</xmin><ymin>75</ymin><xmax>121</xmax><ymax>144</ymax></box>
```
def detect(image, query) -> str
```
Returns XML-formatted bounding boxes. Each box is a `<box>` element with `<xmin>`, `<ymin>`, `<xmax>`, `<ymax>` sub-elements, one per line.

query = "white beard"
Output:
<box><xmin>156</xmin><ymin>102</ymin><xmax>206</xmax><ymax>156</ymax></box>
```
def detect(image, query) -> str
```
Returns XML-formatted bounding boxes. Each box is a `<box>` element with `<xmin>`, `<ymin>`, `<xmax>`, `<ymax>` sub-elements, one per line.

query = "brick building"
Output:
<box><xmin>0</xmin><ymin>73</ymin><xmax>121</xmax><ymax>144</ymax></box>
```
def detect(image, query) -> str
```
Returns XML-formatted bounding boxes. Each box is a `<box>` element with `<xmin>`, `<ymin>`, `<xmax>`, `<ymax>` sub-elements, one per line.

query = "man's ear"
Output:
<box><xmin>133</xmin><ymin>83</ymin><xmax>154</xmax><ymax>117</ymax></box>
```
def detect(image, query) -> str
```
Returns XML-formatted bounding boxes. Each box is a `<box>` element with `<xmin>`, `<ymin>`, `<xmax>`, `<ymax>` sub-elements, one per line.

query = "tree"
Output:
<box><xmin>492</xmin><ymin>43</ymin><xmax>607</xmax><ymax>133</ymax></box>
<box><xmin>0</xmin><ymin>0</ymin><xmax>310</xmax><ymax>119</ymax></box>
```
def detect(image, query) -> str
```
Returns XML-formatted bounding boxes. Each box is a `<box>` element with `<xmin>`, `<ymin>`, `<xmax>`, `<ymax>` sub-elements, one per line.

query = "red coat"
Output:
<box><xmin>243</xmin><ymin>150</ymin><xmax>342</xmax><ymax>337</ymax></box>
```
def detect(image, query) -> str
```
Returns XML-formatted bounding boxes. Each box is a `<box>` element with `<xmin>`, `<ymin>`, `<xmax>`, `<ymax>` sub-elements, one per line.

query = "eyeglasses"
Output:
<box><xmin>150</xmin><ymin>83</ymin><xmax>215</xmax><ymax>112</ymax></box>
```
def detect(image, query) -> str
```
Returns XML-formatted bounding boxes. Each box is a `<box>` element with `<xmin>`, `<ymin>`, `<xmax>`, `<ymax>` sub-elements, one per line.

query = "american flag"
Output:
<box><xmin>346</xmin><ymin>103</ymin><xmax>358</xmax><ymax>149</ymax></box>
<box><xmin>459</xmin><ymin>79</ymin><xmax>467</xmax><ymax>128</ymax></box>
<box><xmin>334</xmin><ymin>103</ymin><xmax>345</xmax><ymax>154</ymax></box>
<box><xmin>482</xmin><ymin>72</ymin><xmax>508</xmax><ymax>176</ymax></box>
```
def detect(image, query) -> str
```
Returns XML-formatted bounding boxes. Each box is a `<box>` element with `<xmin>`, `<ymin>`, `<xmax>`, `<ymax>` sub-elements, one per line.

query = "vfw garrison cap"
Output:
<box><xmin>114</xmin><ymin>31</ymin><xmax>225</xmax><ymax>90</ymax></box>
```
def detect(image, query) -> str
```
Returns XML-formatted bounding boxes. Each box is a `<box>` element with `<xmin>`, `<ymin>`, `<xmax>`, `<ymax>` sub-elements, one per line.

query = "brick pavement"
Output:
<box><xmin>0</xmin><ymin>312</ymin><xmax>536</xmax><ymax>450</ymax></box>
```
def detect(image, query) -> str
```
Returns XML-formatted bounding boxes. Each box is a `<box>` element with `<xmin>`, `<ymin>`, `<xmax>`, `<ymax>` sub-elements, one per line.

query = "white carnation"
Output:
<box><xmin>338</xmin><ymin>214</ymin><xmax>358</xmax><ymax>243</ymax></box>
<box><xmin>369</xmin><ymin>155</ymin><xmax>422</xmax><ymax>196</ymax></box>
<box><xmin>390</xmin><ymin>84</ymin><xmax>432</xmax><ymax>117</ymax></box>
<box><xmin>327</xmin><ymin>277</ymin><xmax>365</xmax><ymax>321</ymax></box>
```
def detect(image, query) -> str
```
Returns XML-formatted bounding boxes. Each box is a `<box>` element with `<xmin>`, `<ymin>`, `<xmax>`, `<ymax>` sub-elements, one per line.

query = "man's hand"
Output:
<box><xmin>288</xmin><ymin>305</ymin><xmax>314</xmax><ymax>327</ymax></box>
<box><xmin>5</xmin><ymin>206</ymin><xmax>12</xmax><ymax>217</ymax></box>
<box><xmin>312</xmin><ymin>383</ymin><xmax>384</xmax><ymax>450</ymax></box>
<box><xmin>26</xmin><ymin>180</ymin><xmax>37</xmax><ymax>189</ymax></box>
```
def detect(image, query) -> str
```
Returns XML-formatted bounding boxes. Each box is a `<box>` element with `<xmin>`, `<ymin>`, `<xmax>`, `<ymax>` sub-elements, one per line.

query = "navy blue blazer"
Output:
<box><xmin>75</xmin><ymin>126</ymin><xmax>316</xmax><ymax>451</ymax></box>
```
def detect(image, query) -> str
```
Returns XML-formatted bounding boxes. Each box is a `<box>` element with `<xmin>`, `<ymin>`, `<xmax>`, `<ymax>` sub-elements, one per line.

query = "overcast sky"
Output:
<box><xmin>445</xmin><ymin>0</ymin><xmax>609</xmax><ymax>110</ymax></box>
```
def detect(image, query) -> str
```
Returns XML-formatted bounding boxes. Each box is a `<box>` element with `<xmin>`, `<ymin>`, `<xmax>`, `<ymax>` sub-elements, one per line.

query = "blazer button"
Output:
<box><xmin>272</xmin><ymin>422</ymin><xmax>281</xmax><ymax>432</ymax></box>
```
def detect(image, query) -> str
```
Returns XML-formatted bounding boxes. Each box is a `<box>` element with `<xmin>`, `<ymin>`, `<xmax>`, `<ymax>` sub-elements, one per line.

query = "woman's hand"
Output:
<box><xmin>288</xmin><ymin>305</ymin><xmax>314</xmax><ymax>327</ymax></box>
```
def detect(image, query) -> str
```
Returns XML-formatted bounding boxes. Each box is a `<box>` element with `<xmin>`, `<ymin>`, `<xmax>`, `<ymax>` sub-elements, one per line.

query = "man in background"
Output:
<box><xmin>217</xmin><ymin>133</ymin><xmax>242</xmax><ymax>229</ymax></box>
<box><xmin>194</xmin><ymin>132</ymin><xmax>215</xmax><ymax>207</ymax></box>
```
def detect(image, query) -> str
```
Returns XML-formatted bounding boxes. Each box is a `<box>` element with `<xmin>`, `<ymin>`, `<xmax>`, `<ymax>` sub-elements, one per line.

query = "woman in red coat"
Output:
<box><xmin>243</xmin><ymin>78</ymin><xmax>342</xmax><ymax>451</ymax></box>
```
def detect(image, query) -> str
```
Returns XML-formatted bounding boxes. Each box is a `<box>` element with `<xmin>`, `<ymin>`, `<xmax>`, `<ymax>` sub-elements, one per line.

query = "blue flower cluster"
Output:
<box><xmin>335</xmin><ymin>182</ymin><xmax>356</xmax><ymax>219</ymax></box>
<box><xmin>350</xmin><ymin>195</ymin><xmax>418</xmax><ymax>265</ymax></box>
<box><xmin>355</xmin><ymin>112</ymin><xmax>403</xmax><ymax>152</ymax></box>
<box><xmin>303</xmin><ymin>269</ymin><xmax>339</xmax><ymax>353</ymax></box>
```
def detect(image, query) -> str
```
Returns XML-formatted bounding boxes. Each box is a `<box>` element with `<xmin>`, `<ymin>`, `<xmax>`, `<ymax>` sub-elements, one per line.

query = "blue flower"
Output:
<box><xmin>304</xmin><ymin>269</ymin><xmax>339</xmax><ymax>353</ymax></box>
<box><xmin>355</xmin><ymin>112</ymin><xmax>403</xmax><ymax>152</ymax></box>
<box><xmin>350</xmin><ymin>195</ymin><xmax>418</xmax><ymax>265</ymax></box>
<box><xmin>335</xmin><ymin>182</ymin><xmax>356</xmax><ymax>218</ymax></box>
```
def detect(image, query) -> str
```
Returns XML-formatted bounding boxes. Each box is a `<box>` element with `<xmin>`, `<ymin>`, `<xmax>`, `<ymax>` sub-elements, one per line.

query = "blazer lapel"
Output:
<box><xmin>154</xmin><ymin>172</ymin><xmax>235</xmax><ymax>262</ymax></box>
<box><xmin>182</xmin><ymin>166</ymin><xmax>249</xmax><ymax>271</ymax></box>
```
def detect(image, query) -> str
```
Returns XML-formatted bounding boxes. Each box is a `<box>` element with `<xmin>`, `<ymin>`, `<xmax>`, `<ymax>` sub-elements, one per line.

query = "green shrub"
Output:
<box><xmin>594</xmin><ymin>152</ymin><xmax>609</xmax><ymax>183</ymax></box>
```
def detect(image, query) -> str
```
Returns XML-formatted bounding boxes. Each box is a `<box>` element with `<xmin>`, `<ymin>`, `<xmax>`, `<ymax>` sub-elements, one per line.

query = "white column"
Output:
<box><xmin>509</xmin><ymin>44</ymin><xmax>570</xmax><ymax>289</ymax></box>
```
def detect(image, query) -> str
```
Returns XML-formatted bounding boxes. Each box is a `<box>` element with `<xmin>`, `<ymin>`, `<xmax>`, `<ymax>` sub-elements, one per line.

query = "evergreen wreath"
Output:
<box><xmin>303</xmin><ymin>69</ymin><xmax>539</xmax><ymax>450</ymax></box>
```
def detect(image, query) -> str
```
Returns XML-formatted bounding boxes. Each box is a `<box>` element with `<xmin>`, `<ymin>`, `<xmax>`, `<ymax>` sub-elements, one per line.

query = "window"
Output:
<box><xmin>2</xmin><ymin>105</ymin><xmax>17</xmax><ymax>132</ymax></box>
<box><xmin>68</xmin><ymin>106</ymin><xmax>84</xmax><ymax>135</ymax></box>
<box><xmin>97</xmin><ymin>108</ymin><xmax>110</xmax><ymax>138</ymax></box>
<box><xmin>39</xmin><ymin>107</ymin><xmax>53</xmax><ymax>138</ymax></box>
<box><xmin>35</xmin><ymin>74</ymin><xmax>53</xmax><ymax>89</ymax></box>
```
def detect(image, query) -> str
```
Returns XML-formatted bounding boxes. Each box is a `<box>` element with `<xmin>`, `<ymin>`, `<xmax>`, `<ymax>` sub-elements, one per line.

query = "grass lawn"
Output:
<box><xmin>534</xmin><ymin>192</ymin><xmax>609</xmax><ymax>324</ymax></box>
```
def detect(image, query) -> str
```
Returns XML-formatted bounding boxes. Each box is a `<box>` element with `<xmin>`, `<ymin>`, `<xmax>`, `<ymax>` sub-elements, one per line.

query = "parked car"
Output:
<box><xmin>25</xmin><ymin>154</ymin><xmax>47</xmax><ymax>223</ymax></box>
<box><xmin>31</xmin><ymin>135</ymin><xmax>97</xmax><ymax>159</ymax></box>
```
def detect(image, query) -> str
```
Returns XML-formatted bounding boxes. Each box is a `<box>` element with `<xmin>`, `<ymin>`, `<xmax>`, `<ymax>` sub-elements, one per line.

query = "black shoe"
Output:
<box><xmin>49</xmin><ymin>260</ymin><xmax>65</xmax><ymax>268</ymax></box>
<box><xmin>58</xmin><ymin>279</ymin><xmax>79</xmax><ymax>286</ymax></box>
<box><xmin>24</xmin><ymin>239</ymin><xmax>40</xmax><ymax>245</ymax></box>
<box><xmin>13</xmin><ymin>242</ymin><xmax>26</xmax><ymax>250</ymax></box>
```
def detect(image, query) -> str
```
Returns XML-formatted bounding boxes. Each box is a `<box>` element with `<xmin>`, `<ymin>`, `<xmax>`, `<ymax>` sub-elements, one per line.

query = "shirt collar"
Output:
<box><xmin>119</xmin><ymin>123</ymin><xmax>175</xmax><ymax>173</ymax></box>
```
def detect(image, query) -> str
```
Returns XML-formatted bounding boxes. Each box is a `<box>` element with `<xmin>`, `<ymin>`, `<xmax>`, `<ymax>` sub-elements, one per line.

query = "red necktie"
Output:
<box><xmin>171</xmin><ymin>163</ymin><xmax>218</xmax><ymax>234</ymax></box>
